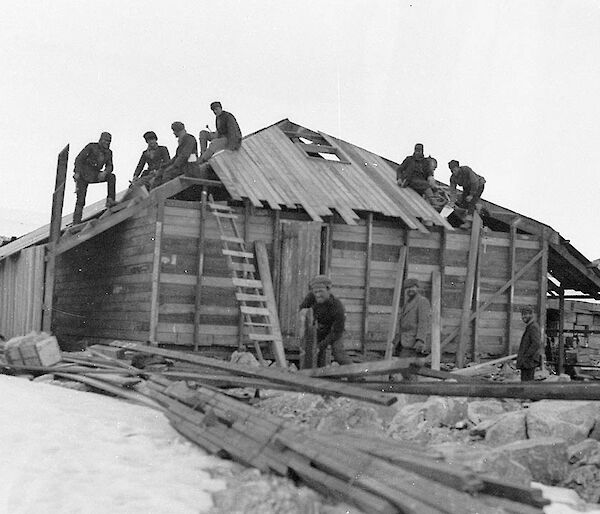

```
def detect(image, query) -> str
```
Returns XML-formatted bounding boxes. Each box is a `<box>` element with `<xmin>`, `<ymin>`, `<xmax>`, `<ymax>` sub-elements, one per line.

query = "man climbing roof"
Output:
<box><xmin>448</xmin><ymin>159</ymin><xmax>486</xmax><ymax>229</ymax></box>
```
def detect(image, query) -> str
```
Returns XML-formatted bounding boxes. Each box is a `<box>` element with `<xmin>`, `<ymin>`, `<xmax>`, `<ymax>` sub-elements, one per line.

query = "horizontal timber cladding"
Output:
<box><xmin>157</xmin><ymin>201</ymin><xmax>276</xmax><ymax>348</ymax></box>
<box><xmin>329</xmin><ymin>217</ymin><xmax>544</xmax><ymax>358</ymax></box>
<box><xmin>52</xmin><ymin>204</ymin><xmax>157</xmax><ymax>343</ymax></box>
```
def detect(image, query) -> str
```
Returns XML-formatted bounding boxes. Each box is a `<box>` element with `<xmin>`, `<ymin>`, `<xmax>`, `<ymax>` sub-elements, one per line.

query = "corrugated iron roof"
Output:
<box><xmin>209</xmin><ymin>120</ymin><xmax>453</xmax><ymax>231</ymax></box>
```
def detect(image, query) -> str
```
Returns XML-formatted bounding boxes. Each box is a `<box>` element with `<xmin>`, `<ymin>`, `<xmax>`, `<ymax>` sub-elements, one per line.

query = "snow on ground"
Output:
<box><xmin>0</xmin><ymin>375</ymin><xmax>229</xmax><ymax>514</ymax></box>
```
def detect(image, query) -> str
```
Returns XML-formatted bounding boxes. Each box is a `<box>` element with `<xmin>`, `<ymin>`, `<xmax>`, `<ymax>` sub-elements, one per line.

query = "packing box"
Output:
<box><xmin>5</xmin><ymin>332</ymin><xmax>62</xmax><ymax>367</ymax></box>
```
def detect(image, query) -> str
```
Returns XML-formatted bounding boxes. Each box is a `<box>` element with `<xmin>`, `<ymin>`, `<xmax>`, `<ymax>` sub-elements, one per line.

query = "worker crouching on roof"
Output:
<box><xmin>131</xmin><ymin>131</ymin><xmax>170</xmax><ymax>189</ymax></box>
<box><xmin>393</xmin><ymin>278</ymin><xmax>431</xmax><ymax>358</ymax></box>
<box><xmin>73</xmin><ymin>132</ymin><xmax>116</xmax><ymax>224</ymax></box>
<box><xmin>396</xmin><ymin>143</ymin><xmax>438</xmax><ymax>207</ymax></box>
<box><xmin>154</xmin><ymin>122</ymin><xmax>198</xmax><ymax>187</ymax></box>
<box><xmin>198</xmin><ymin>101</ymin><xmax>242</xmax><ymax>164</ymax></box>
<box><xmin>448</xmin><ymin>159</ymin><xmax>486</xmax><ymax>229</ymax></box>
<box><xmin>299</xmin><ymin>275</ymin><xmax>353</xmax><ymax>368</ymax></box>
<box><xmin>517</xmin><ymin>306</ymin><xmax>541</xmax><ymax>382</ymax></box>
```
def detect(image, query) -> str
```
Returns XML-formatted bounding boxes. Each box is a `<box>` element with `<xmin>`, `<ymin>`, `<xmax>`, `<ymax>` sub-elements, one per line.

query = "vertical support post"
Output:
<box><xmin>362</xmin><ymin>213</ymin><xmax>373</xmax><ymax>354</ymax></box>
<box><xmin>431</xmin><ymin>269</ymin><xmax>442</xmax><ymax>370</ymax></box>
<box><xmin>272</xmin><ymin>210</ymin><xmax>281</xmax><ymax>304</ymax></box>
<box><xmin>457</xmin><ymin>211</ymin><xmax>482</xmax><ymax>367</ymax></box>
<box><xmin>384</xmin><ymin>244</ymin><xmax>408</xmax><ymax>360</ymax></box>
<box><xmin>324</xmin><ymin>217</ymin><xmax>334</xmax><ymax>274</ymax></box>
<box><xmin>558</xmin><ymin>285</ymin><xmax>565</xmax><ymax>375</ymax></box>
<box><xmin>440</xmin><ymin>228</ymin><xmax>447</xmax><ymax>300</ymax></box>
<box><xmin>472</xmin><ymin>235</ymin><xmax>482</xmax><ymax>362</ymax></box>
<box><xmin>149</xmin><ymin>199</ymin><xmax>165</xmax><ymax>344</ymax></box>
<box><xmin>538</xmin><ymin>235</ymin><xmax>549</xmax><ymax>365</ymax></box>
<box><xmin>505</xmin><ymin>220</ymin><xmax>518</xmax><ymax>355</ymax></box>
<box><xmin>193</xmin><ymin>189</ymin><xmax>207</xmax><ymax>351</ymax></box>
<box><xmin>43</xmin><ymin>144</ymin><xmax>69</xmax><ymax>333</ymax></box>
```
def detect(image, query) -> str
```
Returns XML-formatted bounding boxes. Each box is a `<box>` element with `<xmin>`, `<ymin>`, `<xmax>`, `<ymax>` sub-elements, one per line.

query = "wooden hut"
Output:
<box><xmin>1</xmin><ymin>119</ymin><xmax>599</xmax><ymax>365</ymax></box>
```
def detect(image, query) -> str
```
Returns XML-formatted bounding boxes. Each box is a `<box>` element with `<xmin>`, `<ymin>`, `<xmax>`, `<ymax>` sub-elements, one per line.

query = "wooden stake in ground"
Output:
<box><xmin>384</xmin><ymin>246</ymin><xmax>407</xmax><ymax>360</ymax></box>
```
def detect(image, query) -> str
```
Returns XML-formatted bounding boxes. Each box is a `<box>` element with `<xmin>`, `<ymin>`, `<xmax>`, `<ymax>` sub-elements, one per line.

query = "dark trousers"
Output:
<box><xmin>520</xmin><ymin>367</ymin><xmax>535</xmax><ymax>382</ymax></box>
<box><xmin>317</xmin><ymin>337</ymin><xmax>352</xmax><ymax>367</ymax></box>
<box><xmin>459</xmin><ymin>182</ymin><xmax>485</xmax><ymax>214</ymax></box>
<box><xmin>74</xmin><ymin>173</ymin><xmax>116</xmax><ymax>224</ymax></box>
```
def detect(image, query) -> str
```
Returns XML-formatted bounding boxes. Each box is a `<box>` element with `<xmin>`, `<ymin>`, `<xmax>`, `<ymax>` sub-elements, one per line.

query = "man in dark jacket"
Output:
<box><xmin>394</xmin><ymin>278</ymin><xmax>431</xmax><ymax>358</ymax></box>
<box><xmin>299</xmin><ymin>275</ymin><xmax>352</xmax><ymax>367</ymax></box>
<box><xmin>154</xmin><ymin>122</ymin><xmax>198</xmax><ymax>187</ymax></box>
<box><xmin>198</xmin><ymin>101</ymin><xmax>242</xmax><ymax>163</ymax></box>
<box><xmin>131</xmin><ymin>131</ymin><xmax>170</xmax><ymax>189</ymax></box>
<box><xmin>517</xmin><ymin>305</ymin><xmax>541</xmax><ymax>381</ymax></box>
<box><xmin>73</xmin><ymin>132</ymin><xmax>116</xmax><ymax>224</ymax></box>
<box><xmin>448</xmin><ymin>159</ymin><xmax>486</xmax><ymax>229</ymax></box>
<box><xmin>396</xmin><ymin>143</ymin><xmax>437</xmax><ymax>205</ymax></box>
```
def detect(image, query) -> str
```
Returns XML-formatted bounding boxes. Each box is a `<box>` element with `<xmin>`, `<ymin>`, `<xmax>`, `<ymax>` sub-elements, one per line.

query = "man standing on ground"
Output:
<box><xmin>198</xmin><ymin>101</ymin><xmax>242</xmax><ymax>163</ymax></box>
<box><xmin>394</xmin><ymin>278</ymin><xmax>431</xmax><ymax>358</ymax></box>
<box><xmin>517</xmin><ymin>306</ymin><xmax>541</xmax><ymax>382</ymax></box>
<box><xmin>73</xmin><ymin>132</ymin><xmax>116</xmax><ymax>224</ymax></box>
<box><xmin>131</xmin><ymin>131</ymin><xmax>170</xmax><ymax>189</ymax></box>
<box><xmin>154</xmin><ymin>122</ymin><xmax>198</xmax><ymax>187</ymax></box>
<box><xmin>299</xmin><ymin>275</ymin><xmax>353</xmax><ymax>368</ymax></box>
<box><xmin>447</xmin><ymin>159</ymin><xmax>486</xmax><ymax>229</ymax></box>
<box><xmin>396</xmin><ymin>143</ymin><xmax>437</xmax><ymax>205</ymax></box>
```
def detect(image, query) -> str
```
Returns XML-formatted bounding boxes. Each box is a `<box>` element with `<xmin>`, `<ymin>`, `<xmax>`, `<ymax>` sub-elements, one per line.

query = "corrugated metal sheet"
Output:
<box><xmin>210</xmin><ymin>120</ymin><xmax>453</xmax><ymax>230</ymax></box>
<box><xmin>0</xmin><ymin>245</ymin><xmax>45</xmax><ymax>338</ymax></box>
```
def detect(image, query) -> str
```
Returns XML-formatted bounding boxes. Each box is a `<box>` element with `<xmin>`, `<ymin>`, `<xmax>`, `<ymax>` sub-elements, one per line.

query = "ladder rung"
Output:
<box><xmin>230</xmin><ymin>262</ymin><xmax>256</xmax><ymax>273</ymax></box>
<box><xmin>232</xmin><ymin>278</ymin><xmax>263</xmax><ymax>289</ymax></box>
<box><xmin>240</xmin><ymin>306</ymin><xmax>271</xmax><ymax>316</ymax></box>
<box><xmin>213</xmin><ymin>212</ymin><xmax>238</xmax><ymax>219</ymax></box>
<box><xmin>220</xmin><ymin>235</ymin><xmax>245</xmax><ymax>244</ymax></box>
<box><xmin>209</xmin><ymin>202</ymin><xmax>233</xmax><ymax>212</ymax></box>
<box><xmin>248</xmin><ymin>333</ymin><xmax>278</xmax><ymax>341</ymax></box>
<box><xmin>236</xmin><ymin>293</ymin><xmax>267</xmax><ymax>302</ymax></box>
<box><xmin>244</xmin><ymin>322</ymin><xmax>273</xmax><ymax>327</ymax></box>
<box><xmin>223</xmin><ymin>249</ymin><xmax>254</xmax><ymax>259</ymax></box>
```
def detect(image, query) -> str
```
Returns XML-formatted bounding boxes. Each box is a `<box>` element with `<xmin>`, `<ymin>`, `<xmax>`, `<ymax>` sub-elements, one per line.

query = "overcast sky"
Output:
<box><xmin>2</xmin><ymin>0</ymin><xmax>599</xmax><ymax>257</ymax></box>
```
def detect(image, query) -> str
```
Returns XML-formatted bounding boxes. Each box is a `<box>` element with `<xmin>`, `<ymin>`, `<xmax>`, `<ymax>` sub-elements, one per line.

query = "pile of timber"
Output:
<box><xmin>0</xmin><ymin>342</ymin><xmax>554</xmax><ymax>513</ymax></box>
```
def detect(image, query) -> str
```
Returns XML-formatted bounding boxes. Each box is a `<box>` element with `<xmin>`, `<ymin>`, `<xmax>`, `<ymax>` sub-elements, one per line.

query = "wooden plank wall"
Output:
<box><xmin>329</xmin><ymin>219</ymin><xmax>543</xmax><ymax>359</ymax></box>
<box><xmin>0</xmin><ymin>245</ymin><xmax>45</xmax><ymax>339</ymax></box>
<box><xmin>52</xmin><ymin>205</ymin><xmax>157</xmax><ymax>344</ymax></box>
<box><xmin>156</xmin><ymin>200</ymin><xmax>275</xmax><ymax>347</ymax></box>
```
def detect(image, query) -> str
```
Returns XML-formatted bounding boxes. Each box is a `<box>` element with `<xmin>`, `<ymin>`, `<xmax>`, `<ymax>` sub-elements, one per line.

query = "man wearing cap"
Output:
<box><xmin>517</xmin><ymin>306</ymin><xmax>541</xmax><ymax>382</ymax></box>
<box><xmin>395</xmin><ymin>278</ymin><xmax>431</xmax><ymax>357</ymax></box>
<box><xmin>198</xmin><ymin>101</ymin><xmax>242</xmax><ymax>163</ymax></box>
<box><xmin>73</xmin><ymin>132</ymin><xmax>116</xmax><ymax>224</ymax></box>
<box><xmin>396</xmin><ymin>143</ymin><xmax>437</xmax><ymax>205</ymax></box>
<box><xmin>131</xmin><ymin>131</ymin><xmax>170</xmax><ymax>189</ymax></box>
<box><xmin>448</xmin><ymin>160</ymin><xmax>486</xmax><ymax>229</ymax></box>
<box><xmin>299</xmin><ymin>275</ymin><xmax>352</xmax><ymax>367</ymax></box>
<box><xmin>154</xmin><ymin>122</ymin><xmax>198</xmax><ymax>187</ymax></box>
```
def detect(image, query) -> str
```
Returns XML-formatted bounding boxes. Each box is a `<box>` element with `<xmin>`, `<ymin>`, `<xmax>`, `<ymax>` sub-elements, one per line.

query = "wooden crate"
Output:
<box><xmin>5</xmin><ymin>332</ymin><xmax>61</xmax><ymax>367</ymax></box>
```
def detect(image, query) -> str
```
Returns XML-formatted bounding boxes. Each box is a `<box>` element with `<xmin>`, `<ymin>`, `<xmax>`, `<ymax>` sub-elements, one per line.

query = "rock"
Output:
<box><xmin>562</xmin><ymin>465</ymin><xmax>600</xmax><ymax>503</ymax></box>
<box><xmin>421</xmin><ymin>396</ymin><xmax>468</xmax><ymax>427</ymax></box>
<box><xmin>472</xmin><ymin>451</ymin><xmax>533</xmax><ymax>484</ymax></box>
<box><xmin>526</xmin><ymin>400</ymin><xmax>599</xmax><ymax>444</ymax></box>
<box><xmin>467</xmin><ymin>399</ymin><xmax>505</xmax><ymax>425</ymax></box>
<box><xmin>33</xmin><ymin>373</ymin><xmax>55</xmax><ymax>383</ymax></box>
<box><xmin>492</xmin><ymin>437</ymin><xmax>568</xmax><ymax>484</ymax></box>
<box><xmin>230</xmin><ymin>351</ymin><xmax>260</xmax><ymax>368</ymax></box>
<box><xmin>316</xmin><ymin>405</ymin><xmax>386</xmax><ymax>435</ymax></box>
<box><xmin>568</xmin><ymin>439</ymin><xmax>600</xmax><ymax>465</ymax></box>
<box><xmin>485</xmin><ymin>411</ymin><xmax>527</xmax><ymax>446</ymax></box>
<box><xmin>470</xmin><ymin>417</ymin><xmax>499</xmax><ymax>437</ymax></box>
<box><xmin>543</xmin><ymin>374</ymin><xmax>571</xmax><ymax>382</ymax></box>
<box><xmin>387</xmin><ymin>402</ymin><xmax>426</xmax><ymax>435</ymax></box>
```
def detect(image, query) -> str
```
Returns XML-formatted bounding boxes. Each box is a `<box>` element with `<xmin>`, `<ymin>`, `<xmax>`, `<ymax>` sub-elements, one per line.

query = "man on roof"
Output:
<box><xmin>447</xmin><ymin>159</ymin><xmax>486</xmax><ymax>230</ymax></box>
<box><xmin>154</xmin><ymin>122</ymin><xmax>198</xmax><ymax>187</ymax></box>
<box><xmin>73</xmin><ymin>132</ymin><xmax>116</xmax><ymax>225</ymax></box>
<box><xmin>131</xmin><ymin>131</ymin><xmax>170</xmax><ymax>189</ymax></box>
<box><xmin>198</xmin><ymin>101</ymin><xmax>242</xmax><ymax>163</ymax></box>
<box><xmin>396</xmin><ymin>143</ymin><xmax>438</xmax><ymax>206</ymax></box>
<box><xmin>299</xmin><ymin>275</ymin><xmax>353</xmax><ymax>368</ymax></box>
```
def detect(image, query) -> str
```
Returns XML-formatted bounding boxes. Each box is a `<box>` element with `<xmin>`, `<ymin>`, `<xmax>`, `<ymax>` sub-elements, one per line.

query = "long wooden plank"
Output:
<box><xmin>384</xmin><ymin>245</ymin><xmax>407</xmax><ymax>359</ymax></box>
<box><xmin>300</xmin><ymin>357</ymin><xmax>426</xmax><ymax>378</ymax></box>
<box><xmin>254</xmin><ymin>241</ymin><xmax>287</xmax><ymax>367</ymax></box>
<box><xmin>457</xmin><ymin>212</ymin><xmax>482</xmax><ymax>367</ymax></box>
<box><xmin>149</xmin><ymin>200</ymin><xmax>164</xmax><ymax>344</ymax></box>
<box><xmin>193</xmin><ymin>190</ymin><xmax>208</xmax><ymax>351</ymax></box>
<box><xmin>430</xmin><ymin>269</ymin><xmax>442</xmax><ymax>370</ymax></box>
<box><xmin>110</xmin><ymin>342</ymin><xmax>396</xmax><ymax>406</ymax></box>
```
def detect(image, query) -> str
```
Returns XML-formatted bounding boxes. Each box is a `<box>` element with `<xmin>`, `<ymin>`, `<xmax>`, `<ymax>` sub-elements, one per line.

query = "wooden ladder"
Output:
<box><xmin>208</xmin><ymin>196</ymin><xmax>287</xmax><ymax>367</ymax></box>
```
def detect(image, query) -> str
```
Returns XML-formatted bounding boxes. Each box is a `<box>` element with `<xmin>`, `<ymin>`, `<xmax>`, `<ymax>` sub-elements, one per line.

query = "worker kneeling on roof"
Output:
<box><xmin>396</xmin><ymin>143</ymin><xmax>438</xmax><ymax>207</ymax></box>
<box><xmin>154</xmin><ymin>122</ymin><xmax>198</xmax><ymax>187</ymax></box>
<box><xmin>299</xmin><ymin>275</ymin><xmax>352</xmax><ymax>368</ymax></box>
<box><xmin>448</xmin><ymin>159</ymin><xmax>486</xmax><ymax>230</ymax></box>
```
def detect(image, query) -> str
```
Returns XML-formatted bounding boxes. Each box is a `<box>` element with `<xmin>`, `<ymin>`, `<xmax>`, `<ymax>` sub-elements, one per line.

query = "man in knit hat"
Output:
<box><xmin>394</xmin><ymin>278</ymin><xmax>431</xmax><ymax>357</ymax></box>
<box><xmin>517</xmin><ymin>305</ymin><xmax>541</xmax><ymax>382</ymax></box>
<box><xmin>72</xmin><ymin>131</ymin><xmax>116</xmax><ymax>224</ymax></box>
<box><xmin>154</xmin><ymin>121</ymin><xmax>198</xmax><ymax>187</ymax></box>
<box><xmin>299</xmin><ymin>274</ymin><xmax>352</xmax><ymax>367</ymax></box>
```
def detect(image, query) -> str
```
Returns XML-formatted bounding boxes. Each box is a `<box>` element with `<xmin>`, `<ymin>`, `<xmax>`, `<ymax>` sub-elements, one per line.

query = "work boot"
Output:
<box><xmin>73</xmin><ymin>204</ymin><xmax>84</xmax><ymax>225</ymax></box>
<box><xmin>105</xmin><ymin>198</ymin><xmax>118</xmax><ymax>208</ymax></box>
